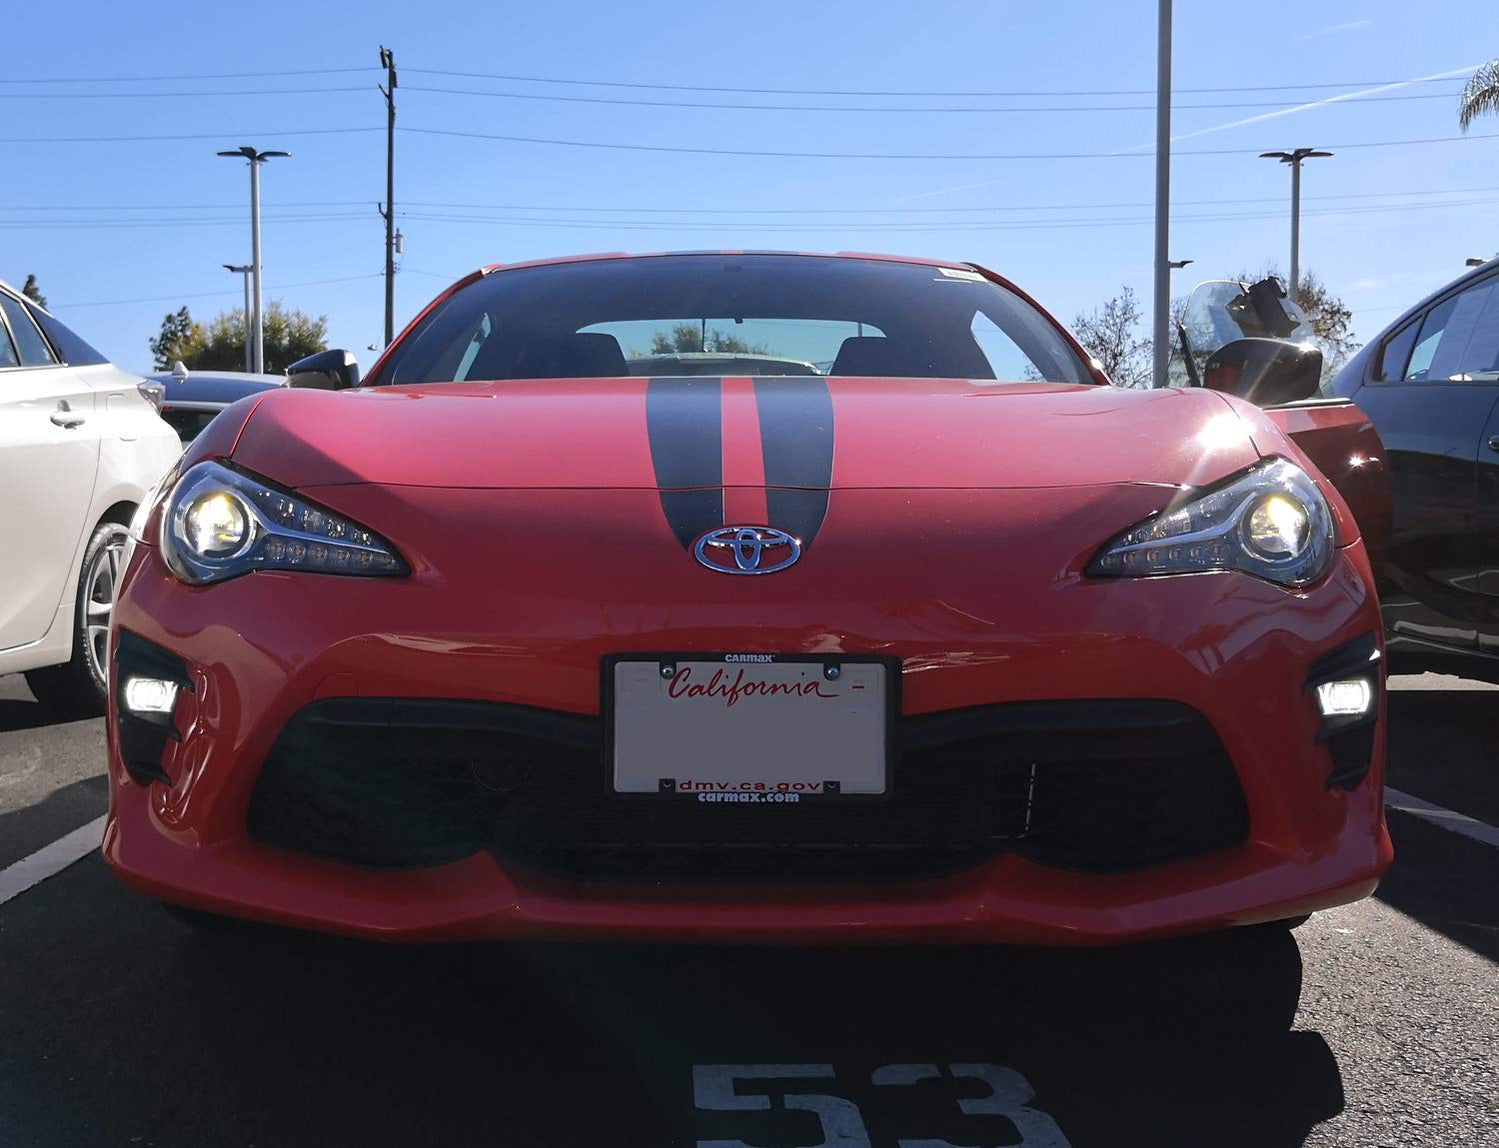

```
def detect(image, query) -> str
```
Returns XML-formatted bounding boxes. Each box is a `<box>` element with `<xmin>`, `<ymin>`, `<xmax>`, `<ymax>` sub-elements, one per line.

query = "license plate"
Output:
<box><xmin>606</xmin><ymin>655</ymin><xmax>893</xmax><ymax>798</ymax></box>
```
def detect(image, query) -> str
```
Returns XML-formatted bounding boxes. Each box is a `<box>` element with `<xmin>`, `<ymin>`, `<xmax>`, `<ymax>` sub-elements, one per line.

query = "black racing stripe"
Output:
<box><xmin>646</xmin><ymin>377</ymin><xmax>724</xmax><ymax>548</ymax></box>
<box><xmin>753</xmin><ymin>377</ymin><xmax>834</xmax><ymax>546</ymax></box>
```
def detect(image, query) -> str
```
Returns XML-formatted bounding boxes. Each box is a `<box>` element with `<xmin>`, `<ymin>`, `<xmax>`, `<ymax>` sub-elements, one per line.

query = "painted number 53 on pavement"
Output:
<box><xmin>693</xmin><ymin>1062</ymin><xmax>1071</xmax><ymax>1147</ymax></box>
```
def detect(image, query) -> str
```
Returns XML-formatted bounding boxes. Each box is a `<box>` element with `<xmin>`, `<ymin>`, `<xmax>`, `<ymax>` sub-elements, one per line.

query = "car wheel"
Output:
<box><xmin>24</xmin><ymin>518</ymin><xmax>131</xmax><ymax>719</ymax></box>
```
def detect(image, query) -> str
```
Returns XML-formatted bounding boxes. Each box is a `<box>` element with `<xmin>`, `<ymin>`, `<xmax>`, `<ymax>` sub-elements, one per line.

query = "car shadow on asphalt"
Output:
<box><xmin>0</xmin><ymin>697</ymin><xmax>77</xmax><ymax>734</ymax></box>
<box><xmin>1385</xmin><ymin>688</ymin><xmax>1499</xmax><ymax>825</ymax></box>
<box><xmin>1377</xmin><ymin>809</ymin><xmax>1499</xmax><ymax>964</ymax></box>
<box><xmin>0</xmin><ymin>774</ymin><xmax>108</xmax><ymax>870</ymax></box>
<box><xmin>1378</xmin><ymin>686</ymin><xmax>1499</xmax><ymax>966</ymax></box>
<box><xmin>0</xmin><ymin>676</ymin><xmax>100</xmax><ymax>734</ymax></box>
<box><xmin>3</xmin><ymin>906</ymin><xmax>1340</xmax><ymax>1148</ymax></box>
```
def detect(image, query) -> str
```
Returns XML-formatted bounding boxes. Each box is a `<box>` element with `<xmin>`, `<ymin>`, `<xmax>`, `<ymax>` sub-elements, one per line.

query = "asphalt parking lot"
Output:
<box><xmin>1</xmin><ymin>673</ymin><xmax>1495</xmax><ymax>1148</ymax></box>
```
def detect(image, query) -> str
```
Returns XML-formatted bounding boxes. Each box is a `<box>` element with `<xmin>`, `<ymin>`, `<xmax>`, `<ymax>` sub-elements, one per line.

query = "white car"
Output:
<box><xmin>0</xmin><ymin>279</ymin><xmax>181</xmax><ymax>714</ymax></box>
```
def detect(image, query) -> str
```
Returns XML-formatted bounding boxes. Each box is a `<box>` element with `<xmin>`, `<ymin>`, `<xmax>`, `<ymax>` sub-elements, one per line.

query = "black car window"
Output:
<box><xmin>1374</xmin><ymin>319</ymin><xmax>1420</xmax><ymax>383</ymax></box>
<box><xmin>0</xmin><ymin>313</ymin><xmax>18</xmax><ymax>368</ymax></box>
<box><xmin>1449</xmin><ymin>280</ymin><xmax>1499</xmax><ymax>381</ymax></box>
<box><xmin>1404</xmin><ymin>279</ymin><xmax>1498</xmax><ymax>383</ymax></box>
<box><xmin>0</xmin><ymin>294</ymin><xmax>59</xmax><ymax>367</ymax></box>
<box><xmin>378</xmin><ymin>255</ymin><xmax>1091</xmax><ymax>387</ymax></box>
<box><xmin>26</xmin><ymin>303</ymin><xmax>109</xmax><ymax>366</ymax></box>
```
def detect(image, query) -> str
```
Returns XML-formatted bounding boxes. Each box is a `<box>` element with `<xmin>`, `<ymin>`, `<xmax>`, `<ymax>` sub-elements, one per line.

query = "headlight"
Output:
<box><xmin>1089</xmin><ymin>458</ymin><xmax>1334</xmax><ymax>587</ymax></box>
<box><xmin>160</xmin><ymin>460</ymin><xmax>406</xmax><ymax>584</ymax></box>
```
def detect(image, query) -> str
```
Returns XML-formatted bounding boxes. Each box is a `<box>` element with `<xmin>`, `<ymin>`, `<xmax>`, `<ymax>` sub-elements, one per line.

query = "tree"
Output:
<box><xmin>647</xmin><ymin>321</ymin><xmax>767</xmax><ymax>355</ymax></box>
<box><xmin>1071</xmin><ymin>285</ymin><xmax>1153</xmax><ymax>388</ymax></box>
<box><xmin>147</xmin><ymin>302</ymin><xmax>328</xmax><ymax>373</ymax></box>
<box><xmin>1072</xmin><ymin>268</ymin><xmax>1352</xmax><ymax>388</ymax></box>
<box><xmin>149</xmin><ymin>307</ymin><xmax>198</xmax><ymax>369</ymax></box>
<box><xmin>1459</xmin><ymin>59</ymin><xmax>1499</xmax><ymax>131</ymax></box>
<box><xmin>1287</xmin><ymin>269</ymin><xmax>1357</xmax><ymax>369</ymax></box>
<box><xmin>21</xmin><ymin>275</ymin><xmax>46</xmax><ymax>309</ymax></box>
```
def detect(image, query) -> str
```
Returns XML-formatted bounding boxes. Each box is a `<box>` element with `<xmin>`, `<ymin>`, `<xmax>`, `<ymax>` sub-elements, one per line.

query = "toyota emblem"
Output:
<box><xmin>694</xmin><ymin>526</ymin><xmax>802</xmax><ymax>575</ymax></box>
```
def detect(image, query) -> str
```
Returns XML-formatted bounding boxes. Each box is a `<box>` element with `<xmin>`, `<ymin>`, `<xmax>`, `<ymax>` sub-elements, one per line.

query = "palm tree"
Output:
<box><xmin>1459</xmin><ymin>60</ymin><xmax>1499</xmax><ymax>131</ymax></box>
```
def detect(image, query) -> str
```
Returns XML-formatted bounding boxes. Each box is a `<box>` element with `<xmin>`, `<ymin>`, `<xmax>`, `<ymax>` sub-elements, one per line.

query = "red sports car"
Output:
<box><xmin>104</xmin><ymin>252</ymin><xmax>1392</xmax><ymax>948</ymax></box>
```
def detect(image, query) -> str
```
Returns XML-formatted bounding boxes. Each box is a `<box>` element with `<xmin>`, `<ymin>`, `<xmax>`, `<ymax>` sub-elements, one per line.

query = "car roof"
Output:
<box><xmin>151</xmin><ymin>370</ymin><xmax>286</xmax><ymax>385</ymax></box>
<box><xmin>0</xmin><ymin>278</ymin><xmax>50</xmax><ymax>314</ymax></box>
<box><xmin>476</xmin><ymin>250</ymin><xmax>981</xmax><ymax>277</ymax></box>
<box><xmin>1373</xmin><ymin>257</ymin><xmax>1499</xmax><ymax>336</ymax></box>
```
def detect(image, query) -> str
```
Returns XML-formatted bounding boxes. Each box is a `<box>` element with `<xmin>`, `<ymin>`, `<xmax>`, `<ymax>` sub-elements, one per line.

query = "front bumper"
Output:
<box><xmin>104</xmin><ymin>485</ymin><xmax>1391</xmax><ymax>945</ymax></box>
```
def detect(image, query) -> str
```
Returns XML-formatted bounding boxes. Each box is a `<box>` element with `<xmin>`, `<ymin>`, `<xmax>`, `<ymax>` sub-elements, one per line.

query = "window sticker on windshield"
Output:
<box><xmin>936</xmin><ymin>267</ymin><xmax>985</xmax><ymax>282</ymax></box>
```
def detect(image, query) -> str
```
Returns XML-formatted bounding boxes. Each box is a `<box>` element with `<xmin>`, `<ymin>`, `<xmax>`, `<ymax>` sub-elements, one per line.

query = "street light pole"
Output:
<box><xmin>1259</xmin><ymin>148</ymin><xmax>1333</xmax><ymax>304</ymax></box>
<box><xmin>223</xmin><ymin>264</ymin><xmax>252</xmax><ymax>371</ymax></box>
<box><xmin>1151</xmin><ymin>0</ymin><xmax>1172</xmax><ymax>389</ymax></box>
<box><xmin>379</xmin><ymin>46</ymin><xmax>398</xmax><ymax>347</ymax></box>
<box><xmin>217</xmin><ymin>146</ymin><xmax>290</xmax><ymax>373</ymax></box>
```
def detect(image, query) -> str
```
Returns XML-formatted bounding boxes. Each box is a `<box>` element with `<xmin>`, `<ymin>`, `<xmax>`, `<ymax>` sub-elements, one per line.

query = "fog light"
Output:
<box><xmin>123</xmin><ymin>676</ymin><xmax>178</xmax><ymax>715</ymax></box>
<box><xmin>1315</xmin><ymin>678</ymin><xmax>1372</xmax><ymax>718</ymax></box>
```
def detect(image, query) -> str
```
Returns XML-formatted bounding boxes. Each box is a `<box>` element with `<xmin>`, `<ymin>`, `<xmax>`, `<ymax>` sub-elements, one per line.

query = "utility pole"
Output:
<box><xmin>217</xmin><ymin>146</ymin><xmax>290</xmax><ymax>373</ymax></box>
<box><xmin>223</xmin><ymin>264</ymin><xmax>253</xmax><ymax>371</ymax></box>
<box><xmin>1151</xmin><ymin>0</ymin><xmax>1172</xmax><ymax>389</ymax></box>
<box><xmin>379</xmin><ymin>45</ymin><xmax>398</xmax><ymax>347</ymax></box>
<box><xmin>1260</xmin><ymin>148</ymin><xmax>1333</xmax><ymax>304</ymax></box>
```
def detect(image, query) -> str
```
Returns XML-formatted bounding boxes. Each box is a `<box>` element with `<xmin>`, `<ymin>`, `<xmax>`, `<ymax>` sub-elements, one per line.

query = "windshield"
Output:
<box><xmin>1171</xmin><ymin>278</ymin><xmax>1315</xmax><ymax>387</ymax></box>
<box><xmin>376</xmin><ymin>254</ymin><xmax>1091</xmax><ymax>386</ymax></box>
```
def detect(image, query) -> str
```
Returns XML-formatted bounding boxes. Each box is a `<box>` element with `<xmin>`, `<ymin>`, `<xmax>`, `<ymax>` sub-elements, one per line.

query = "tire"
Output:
<box><xmin>24</xmin><ymin>518</ymin><xmax>131</xmax><ymax>719</ymax></box>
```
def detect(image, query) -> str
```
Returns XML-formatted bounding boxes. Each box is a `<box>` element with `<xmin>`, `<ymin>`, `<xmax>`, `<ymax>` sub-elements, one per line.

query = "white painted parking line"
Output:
<box><xmin>0</xmin><ymin>814</ymin><xmax>108</xmax><ymax>907</ymax></box>
<box><xmin>1386</xmin><ymin>787</ymin><xmax>1499</xmax><ymax>851</ymax></box>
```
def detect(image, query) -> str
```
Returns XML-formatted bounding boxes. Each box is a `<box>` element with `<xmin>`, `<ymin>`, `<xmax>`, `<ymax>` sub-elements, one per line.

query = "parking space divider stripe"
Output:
<box><xmin>0</xmin><ymin>814</ymin><xmax>108</xmax><ymax>907</ymax></box>
<box><xmin>1384</xmin><ymin>787</ymin><xmax>1499</xmax><ymax>850</ymax></box>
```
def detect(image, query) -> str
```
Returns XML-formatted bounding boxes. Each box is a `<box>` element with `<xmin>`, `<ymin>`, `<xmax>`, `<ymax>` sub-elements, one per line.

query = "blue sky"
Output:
<box><xmin>4</xmin><ymin>0</ymin><xmax>1498</xmax><ymax>372</ymax></box>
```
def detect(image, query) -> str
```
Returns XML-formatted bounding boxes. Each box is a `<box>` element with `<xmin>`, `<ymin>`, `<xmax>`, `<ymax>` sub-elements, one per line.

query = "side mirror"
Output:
<box><xmin>286</xmin><ymin>349</ymin><xmax>360</xmax><ymax>391</ymax></box>
<box><xmin>1202</xmin><ymin>337</ymin><xmax>1322</xmax><ymax>406</ymax></box>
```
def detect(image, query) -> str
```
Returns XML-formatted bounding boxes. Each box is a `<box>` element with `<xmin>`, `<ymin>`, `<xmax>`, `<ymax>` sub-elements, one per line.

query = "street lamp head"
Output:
<box><xmin>1168</xmin><ymin>259</ymin><xmax>1194</xmax><ymax>270</ymax></box>
<box><xmin>216</xmin><ymin>146</ymin><xmax>291</xmax><ymax>163</ymax></box>
<box><xmin>1260</xmin><ymin>148</ymin><xmax>1333</xmax><ymax>164</ymax></box>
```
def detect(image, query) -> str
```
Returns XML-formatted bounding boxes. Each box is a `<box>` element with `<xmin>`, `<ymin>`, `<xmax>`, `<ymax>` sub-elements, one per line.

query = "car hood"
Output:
<box><xmin>230</xmin><ymin>377</ymin><xmax>1258</xmax><ymax>492</ymax></box>
<box><xmin>157</xmin><ymin>373</ymin><xmax>286</xmax><ymax>404</ymax></box>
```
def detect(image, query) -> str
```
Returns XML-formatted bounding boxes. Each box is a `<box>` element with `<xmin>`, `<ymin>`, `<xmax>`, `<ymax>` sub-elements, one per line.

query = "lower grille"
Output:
<box><xmin>247</xmin><ymin>697</ymin><xmax>1248</xmax><ymax>881</ymax></box>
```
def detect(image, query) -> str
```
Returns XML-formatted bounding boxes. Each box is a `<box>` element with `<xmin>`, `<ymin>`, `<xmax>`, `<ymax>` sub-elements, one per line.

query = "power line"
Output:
<box><xmin>392</xmin><ymin>196</ymin><xmax>1499</xmax><ymax>234</ymax></box>
<box><xmin>0</xmin><ymin>201</ymin><xmax>369</xmax><ymax>211</ymax></box>
<box><xmin>400</xmin><ymin>125</ymin><xmax>1499</xmax><ymax>161</ymax></box>
<box><xmin>0</xmin><ymin>127</ymin><xmax>382</xmax><ymax>143</ymax></box>
<box><xmin>2</xmin><ymin>124</ymin><xmax>1491</xmax><ymax>158</ymax></box>
<box><xmin>0</xmin><ymin>64</ymin><xmax>1464</xmax><ymax>97</ymax></box>
<box><xmin>402</xmin><ymin>84</ymin><xmax>1460</xmax><ymax>114</ymax></box>
<box><xmin>57</xmin><ymin>273</ymin><xmax>382</xmax><ymax>309</ymax></box>
<box><xmin>0</xmin><ymin>83</ymin><xmax>1459</xmax><ymax>111</ymax></box>
<box><xmin>0</xmin><ymin>213</ymin><xmax>370</xmax><ymax>230</ymax></box>
<box><xmin>401</xmin><ymin>185</ymin><xmax>1499</xmax><ymax>213</ymax></box>
<box><xmin>0</xmin><ymin>67</ymin><xmax>374</xmax><ymax>84</ymax></box>
<box><xmin>402</xmin><ymin>66</ymin><xmax>1469</xmax><ymax>98</ymax></box>
<box><xmin>0</xmin><ymin>87</ymin><xmax>370</xmax><ymax>100</ymax></box>
<box><xmin>15</xmin><ymin>192</ymin><xmax>1490</xmax><ymax>234</ymax></box>
<box><xmin>3</xmin><ymin>185</ymin><xmax>1495</xmax><ymax>217</ymax></box>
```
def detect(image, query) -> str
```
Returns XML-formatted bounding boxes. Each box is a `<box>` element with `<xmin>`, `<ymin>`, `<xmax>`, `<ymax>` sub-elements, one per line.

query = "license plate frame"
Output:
<box><xmin>602</xmin><ymin>653</ymin><xmax>900</xmax><ymax>801</ymax></box>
